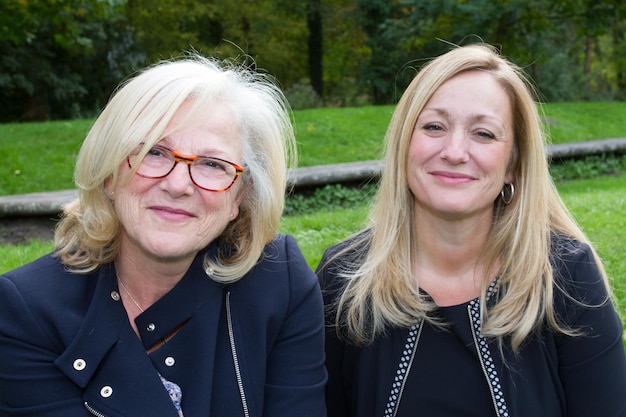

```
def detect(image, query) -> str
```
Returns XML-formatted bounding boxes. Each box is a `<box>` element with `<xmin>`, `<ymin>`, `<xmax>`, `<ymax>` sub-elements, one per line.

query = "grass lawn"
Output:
<box><xmin>1</xmin><ymin>102</ymin><xmax>626</xmax><ymax>196</ymax></box>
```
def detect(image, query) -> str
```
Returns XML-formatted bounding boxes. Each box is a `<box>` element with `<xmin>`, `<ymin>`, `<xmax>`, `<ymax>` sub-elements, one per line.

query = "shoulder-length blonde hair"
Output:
<box><xmin>333</xmin><ymin>44</ymin><xmax>609</xmax><ymax>350</ymax></box>
<box><xmin>55</xmin><ymin>54</ymin><xmax>296</xmax><ymax>283</ymax></box>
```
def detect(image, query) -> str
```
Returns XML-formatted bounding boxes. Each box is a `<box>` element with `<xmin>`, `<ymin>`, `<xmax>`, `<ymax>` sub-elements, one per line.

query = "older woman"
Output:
<box><xmin>0</xmin><ymin>55</ymin><xmax>326</xmax><ymax>416</ymax></box>
<box><xmin>317</xmin><ymin>44</ymin><xmax>625</xmax><ymax>417</ymax></box>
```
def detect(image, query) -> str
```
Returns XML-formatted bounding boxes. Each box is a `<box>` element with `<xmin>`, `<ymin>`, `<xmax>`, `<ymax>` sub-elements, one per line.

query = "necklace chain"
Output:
<box><xmin>117</xmin><ymin>276</ymin><xmax>145</xmax><ymax>313</ymax></box>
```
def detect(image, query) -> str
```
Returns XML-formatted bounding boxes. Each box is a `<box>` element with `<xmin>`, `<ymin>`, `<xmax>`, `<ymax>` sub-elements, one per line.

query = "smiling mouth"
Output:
<box><xmin>150</xmin><ymin>206</ymin><xmax>196</xmax><ymax>218</ymax></box>
<box><xmin>430</xmin><ymin>171</ymin><xmax>475</xmax><ymax>184</ymax></box>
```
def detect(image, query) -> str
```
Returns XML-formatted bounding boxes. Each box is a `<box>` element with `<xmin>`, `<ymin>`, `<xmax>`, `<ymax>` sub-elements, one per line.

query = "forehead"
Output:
<box><xmin>422</xmin><ymin>70</ymin><xmax>513</xmax><ymax>119</ymax></box>
<box><xmin>160</xmin><ymin>100</ymin><xmax>243</xmax><ymax>156</ymax></box>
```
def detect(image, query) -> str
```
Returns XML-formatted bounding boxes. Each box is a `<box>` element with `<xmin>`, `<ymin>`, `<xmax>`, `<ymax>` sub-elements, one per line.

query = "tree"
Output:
<box><xmin>0</xmin><ymin>0</ymin><xmax>137</xmax><ymax>121</ymax></box>
<box><xmin>307</xmin><ymin>0</ymin><xmax>324</xmax><ymax>98</ymax></box>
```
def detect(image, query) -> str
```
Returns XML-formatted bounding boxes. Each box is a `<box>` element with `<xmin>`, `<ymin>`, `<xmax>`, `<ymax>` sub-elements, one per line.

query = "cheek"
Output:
<box><xmin>113</xmin><ymin>192</ymin><xmax>142</xmax><ymax>227</ymax></box>
<box><xmin>112</xmin><ymin>178</ymin><xmax>153</xmax><ymax>220</ymax></box>
<box><xmin>199</xmin><ymin>192</ymin><xmax>239</xmax><ymax>219</ymax></box>
<box><xmin>493</xmin><ymin>146</ymin><xmax>515</xmax><ymax>179</ymax></box>
<box><xmin>407</xmin><ymin>134</ymin><xmax>436</xmax><ymax>174</ymax></box>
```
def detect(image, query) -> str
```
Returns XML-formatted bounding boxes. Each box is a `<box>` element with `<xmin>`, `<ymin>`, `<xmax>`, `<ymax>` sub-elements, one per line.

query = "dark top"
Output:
<box><xmin>0</xmin><ymin>234</ymin><xmax>327</xmax><ymax>417</ymax></box>
<box><xmin>317</xmin><ymin>234</ymin><xmax>626</xmax><ymax>417</ymax></box>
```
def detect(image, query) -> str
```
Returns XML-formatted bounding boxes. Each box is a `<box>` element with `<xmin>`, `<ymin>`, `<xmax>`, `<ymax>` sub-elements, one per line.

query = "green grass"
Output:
<box><xmin>1</xmin><ymin>102</ymin><xmax>625</xmax><ymax>196</ymax></box>
<box><xmin>0</xmin><ymin>119</ymin><xmax>92</xmax><ymax>195</ymax></box>
<box><xmin>543</xmin><ymin>102</ymin><xmax>626</xmax><ymax>143</ymax></box>
<box><xmin>557</xmin><ymin>176</ymin><xmax>626</xmax><ymax>310</ymax></box>
<box><xmin>292</xmin><ymin>106</ymin><xmax>393</xmax><ymax>166</ymax></box>
<box><xmin>0</xmin><ymin>240</ymin><xmax>55</xmax><ymax>273</ymax></box>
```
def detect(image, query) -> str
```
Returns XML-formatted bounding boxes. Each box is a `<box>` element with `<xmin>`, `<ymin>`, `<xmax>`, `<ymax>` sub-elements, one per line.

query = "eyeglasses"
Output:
<box><xmin>127</xmin><ymin>144</ymin><xmax>245</xmax><ymax>192</ymax></box>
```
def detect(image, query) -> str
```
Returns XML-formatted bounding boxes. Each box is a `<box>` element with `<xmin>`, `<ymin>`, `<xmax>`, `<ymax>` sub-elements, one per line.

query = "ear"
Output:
<box><xmin>104</xmin><ymin>178</ymin><xmax>115</xmax><ymax>200</ymax></box>
<box><xmin>228</xmin><ymin>187</ymin><xmax>246</xmax><ymax>221</ymax></box>
<box><xmin>505</xmin><ymin>172</ymin><xmax>515</xmax><ymax>185</ymax></box>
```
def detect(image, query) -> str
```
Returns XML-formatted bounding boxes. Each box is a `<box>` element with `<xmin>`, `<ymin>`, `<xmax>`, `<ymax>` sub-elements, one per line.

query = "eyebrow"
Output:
<box><xmin>156</xmin><ymin>137</ymin><xmax>231</xmax><ymax>159</ymax></box>
<box><xmin>420</xmin><ymin>108</ymin><xmax>506</xmax><ymax>126</ymax></box>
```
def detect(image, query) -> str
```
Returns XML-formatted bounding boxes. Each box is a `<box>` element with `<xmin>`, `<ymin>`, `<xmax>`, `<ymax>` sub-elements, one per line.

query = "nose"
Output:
<box><xmin>439</xmin><ymin>128</ymin><xmax>470</xmax><ymax>164</ymax></box>
<box><xmin>160</xmin><ymin>160</ymin><xmax>195</xmax><ymax>195</ymax></box>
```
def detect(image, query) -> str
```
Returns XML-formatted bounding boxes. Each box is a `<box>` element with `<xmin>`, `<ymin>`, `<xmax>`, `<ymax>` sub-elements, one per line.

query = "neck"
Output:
<box><xmin>412</xmin><ymin>208</ymin><xmax>495</xmax><ymax>306</ymax></box>
<box><xmin>114</xmin><ymin>256</ymin><xmax>189</xmax><ymax>311</ymax></box>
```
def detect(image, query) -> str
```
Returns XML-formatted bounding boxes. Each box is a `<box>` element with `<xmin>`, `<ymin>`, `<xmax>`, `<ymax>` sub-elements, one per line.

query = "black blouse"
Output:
<box><xmin>318</xmin><ymin>235</ymin><xmax>626</xmax><ymax>417</ymax></box>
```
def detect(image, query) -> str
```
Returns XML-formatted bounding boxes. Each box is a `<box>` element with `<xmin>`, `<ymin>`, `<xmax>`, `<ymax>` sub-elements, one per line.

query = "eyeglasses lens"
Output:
<box><xmin>129</xmin><ymin>146</ymin><xmax>240</xmax><ymax>191</ymax></box>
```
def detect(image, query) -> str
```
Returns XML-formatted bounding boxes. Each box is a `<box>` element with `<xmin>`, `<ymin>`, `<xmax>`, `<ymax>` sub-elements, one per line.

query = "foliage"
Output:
<box><xmin>354</xmin><ymin>0</ymin><xmax>626</xmax><ymax>103</ymax></box>
<box><xmin>284</xmin><ymin>182</ymin><xmax>377</xmax><ymax>215</ymax></box>
<box><xmin>2</xmin><ymin>1</ymin><xmax>626</xmax><ymax>121</ymax></box>
<box><xmin>320</xmin><ymin>0</ymin><xmax>370</xmax><ymax>107</ymax></box>
<box><xmin>0</xmin><ymin>0</ymin><xmax>142</xmax><ymax>121</ymax></box>
<box><xmin>284</xmin><ymin>81</ymin><xmax>324</xmax><ymax>110</ymax></box>
<box><xmin>550</xmin><ymin>154</ymin><xmax>626</xmax><ymax>182</ymax></box>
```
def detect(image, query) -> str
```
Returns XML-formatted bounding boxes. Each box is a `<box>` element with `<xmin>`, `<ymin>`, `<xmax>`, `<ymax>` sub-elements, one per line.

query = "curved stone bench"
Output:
<box><xmin>1</xmin><ymin>138</ymin><xmax>625</xmax><ymax>218</ymax></box>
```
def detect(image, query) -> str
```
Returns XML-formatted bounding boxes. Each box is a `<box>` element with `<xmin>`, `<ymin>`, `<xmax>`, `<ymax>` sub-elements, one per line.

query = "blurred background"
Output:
<box><xmin>1</xmin><ymin>0</ymin><xmax>625</xmax><ymax>122</ymax></box>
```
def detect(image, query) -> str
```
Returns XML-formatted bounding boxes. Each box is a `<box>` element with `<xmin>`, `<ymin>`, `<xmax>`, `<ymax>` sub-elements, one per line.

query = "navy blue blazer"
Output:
<box><xmin>0</xmin><ymin>234</ymin><xmax>327</xmax><ymax>417</ymax></box>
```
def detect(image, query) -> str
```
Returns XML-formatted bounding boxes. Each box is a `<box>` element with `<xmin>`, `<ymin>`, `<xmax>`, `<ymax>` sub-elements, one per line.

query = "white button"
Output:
<box><xmin>110</xmin><ymin>291</ymin><xmax>120</xmax><ymax>301</ymax></box>
<box><xmin>100</xmin><ymin>385</ymin><xmax>113</xmax><ymax>398</ymax></box>
<box><xmin>73</xmin><ymin>359</ymin><xmax>86</xmax><ymax>371</ymax></box>
<box><xmin>165</xmin><ymin>356</ymin><xmax>175</xmax><ymax>367</ymax></box>
<box><xmin>146</xmin><ymin>323</ymin><xmax>156</xmax><ymax>331</ymax></box>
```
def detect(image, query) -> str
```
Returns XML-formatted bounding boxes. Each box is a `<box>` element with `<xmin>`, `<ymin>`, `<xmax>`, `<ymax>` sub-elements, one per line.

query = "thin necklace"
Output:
<box><xmin>117</xmin><ymin>277</ymin><xmax>145</xmax><ymax>313</ymax></box>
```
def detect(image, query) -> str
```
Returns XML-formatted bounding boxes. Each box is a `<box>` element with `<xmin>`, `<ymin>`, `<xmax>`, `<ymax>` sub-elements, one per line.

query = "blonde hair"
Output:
<box><xmin>332</xmin><ymin>44</ymin><xmax>609</xmax><ymax>350</ymax></box>
<box><xmin>55</xmin><ymin>54</ymin><xmax>296</xmax><ymax>283</ymax></box>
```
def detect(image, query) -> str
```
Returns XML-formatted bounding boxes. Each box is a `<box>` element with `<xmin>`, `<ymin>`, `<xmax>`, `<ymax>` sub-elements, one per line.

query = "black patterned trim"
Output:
<box><xmin>382</xmin><ymin>321</ymin><xmax>423</xmax><ymax>417</ymax></box>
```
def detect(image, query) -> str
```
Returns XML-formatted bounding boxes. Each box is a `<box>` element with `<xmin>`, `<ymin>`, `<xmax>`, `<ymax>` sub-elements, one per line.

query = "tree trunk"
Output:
<box><xmin>20</xmin><ymin>91</ymin><xmax>50</xmax><ymax>122</ymax></box>
<box><xmin>584</xmin><ymin>36</ymin><xmax>594</xmax><ymax>93</ymax></box>
<box><xmin>307</xmin><ymin>0</ymin><xmax>324</xmax><ymax>98</ymax></box>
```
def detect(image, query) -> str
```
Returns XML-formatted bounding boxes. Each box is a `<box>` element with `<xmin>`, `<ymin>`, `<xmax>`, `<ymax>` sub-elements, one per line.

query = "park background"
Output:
<box><xmin>1</xmin><ymin>0</ymin><xmax>626</xmax><ymax>121</ymax></box>
<box><xmin>1</xmin><ymin>1</ymin><xmax>625</xmax><ymax>337</ymax></box>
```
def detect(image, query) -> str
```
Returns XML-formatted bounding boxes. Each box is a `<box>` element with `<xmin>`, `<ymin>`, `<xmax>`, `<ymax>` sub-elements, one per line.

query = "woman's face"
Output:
<box><xmin>407</xmin><ymin>70</ymin><xmax>515</xmax><ymax>221</ymax></box>
<box><xmin>109</xmin><ymin>101</ymin><xmax>244</xmax><ymax>265</ymax></box>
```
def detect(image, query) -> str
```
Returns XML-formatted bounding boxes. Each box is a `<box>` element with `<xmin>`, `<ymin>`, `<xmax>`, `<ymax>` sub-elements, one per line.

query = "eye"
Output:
<box><xmin>475</xmin><ymin>130</ymin><xmax>496</xmax><ymax>140</ymax></box>
<box><xmin>198</xmin><ymin>158</ymin><xmax>229</xmax><ymax>172</ymax></box>
<box><xmin>418</xmin><ymin>122</ymin><xmax>446</xmax><ymax>136</ymax></box>
<box><xmin>423</xmin><ymin>123</ymin><xmax>443</xmax><ymax>131</ymax></box>
<box><xmin>147</xmin><ymin>145</ymin><xmax>170</xmax><ymax>158</ymax></box>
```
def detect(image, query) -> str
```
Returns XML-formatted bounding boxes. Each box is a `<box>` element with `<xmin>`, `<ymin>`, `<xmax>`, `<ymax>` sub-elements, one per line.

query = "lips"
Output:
<box><xmin>149</xmin><ymin>205</ymin><xmax>196</xmax><ymax>219</ymax></box>
<box><xmin>429</xmin><ymin>170</ymin><xmax>476</xmax><ymax>184</ymax></box>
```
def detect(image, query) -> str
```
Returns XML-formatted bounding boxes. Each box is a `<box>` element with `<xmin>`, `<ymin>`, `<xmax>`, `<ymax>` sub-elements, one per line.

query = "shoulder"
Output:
<box><xmin>317</xmin><ymin>230</ymin><xmax>371</xmax><ymax>275</ymax></box>
<box><xmin>549</xmin><ymin>233</ymin><xmax>604</xmax><ymax>291</ymax></box>
<box><xmin>1</xmin><ymin>253</ymin><xmax>92</xmax><ymax>299</ymax></box>
<box><xmin>232</xmin><ymin>234</ymin><xmax>319</xmax><ymax>306</ymax></box>
<box><xmin>315</xmin><ymin>230</ymin><xmax>371</xmax><ymax>304</ymax></box>
<box><xmin>549</xmin><ymin>233</ymin><xmax>614</xmax><ymax>321</ymax></box>
<box><xmin>259</xmin><ymin>233</ymin><xmax>313</xmax><ymax>281</ymax></box>
<box><xmin>0</xmin><ymin>253</ymin><xmax>98</xmax><ymax>344</ymax></box>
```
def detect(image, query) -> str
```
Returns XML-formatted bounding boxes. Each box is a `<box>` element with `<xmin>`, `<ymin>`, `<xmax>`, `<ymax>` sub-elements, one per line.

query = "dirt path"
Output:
<box><xmin>0</xmin><ymin>216</ymin><xmax>57</xmax><ymax>245</ymax></box>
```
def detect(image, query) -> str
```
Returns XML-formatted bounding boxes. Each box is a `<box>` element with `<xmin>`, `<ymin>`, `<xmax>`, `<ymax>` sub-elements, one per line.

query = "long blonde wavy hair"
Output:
<box><xmin>55</xmin><ymin>54</ymin><xmax>296</xmax><ymax>283</ymax></box>
<box><xmin>332</xmin><ymin>44</ymin><xmax>609</xmax><ymax>351</ymax></box>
